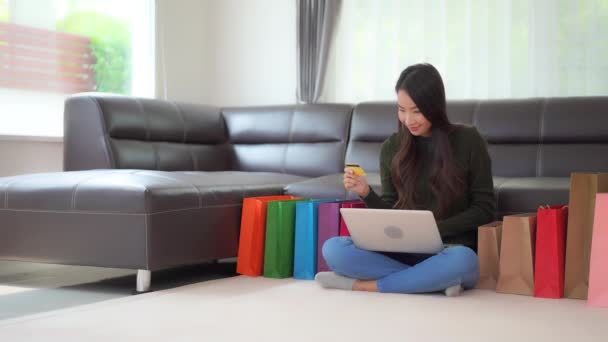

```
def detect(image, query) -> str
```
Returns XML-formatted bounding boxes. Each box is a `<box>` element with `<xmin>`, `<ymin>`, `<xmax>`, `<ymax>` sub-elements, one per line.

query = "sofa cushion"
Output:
<box><xmin>495</xmin><ymin>177</ymin><xmax>570</xmax><ymax>216</ymax></box>
<box><xmin>284</xmin><ymin>172</ymin><xmax>380</xmax><ymax>200</ymax></box>
<box><xmin>223</xmin><ymin>104</ymin><xmax>353</xmax><ymax>177</ymax></box>
<box><xmin>0</xmin><ymin>170</ymin><xmax>307</xmax><ymax>214</ymax></box>
<box><xmin>284</xmin><ymin>173</ymin><xmax>382</xmax><ymax>200</ymax></box>
<box><xmin>284</xmin><ymin>174</ymin><xmax>569</xmax><ymax>219</ymax></box>
<box><xmin>286</xmin><ymin>174</ymin><xmax>511</xmax><ymax>206</ymax></box>
<box><xmin>283</xmin><ymin>173</ymin><xmax>348</xmax><ymax>199</ymax></box>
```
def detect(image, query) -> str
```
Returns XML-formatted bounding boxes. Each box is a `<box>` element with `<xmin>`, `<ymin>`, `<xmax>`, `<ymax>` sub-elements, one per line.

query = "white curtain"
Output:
<box><xmin>322</xmin><ymin>0</ymin><xmax>608</xmax><ymax>102</ymax></box>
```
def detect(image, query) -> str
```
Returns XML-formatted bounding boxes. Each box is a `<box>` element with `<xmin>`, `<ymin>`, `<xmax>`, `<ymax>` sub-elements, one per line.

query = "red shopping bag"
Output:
<box><xmin>534</xmin><ymin>205</ymin><xmax>568</xmax><ymax>298</ymax></box>
<box><xmin>338</xmin><ymin>200</ymin><xmax>366</xmax><ymax>236</ymax></box>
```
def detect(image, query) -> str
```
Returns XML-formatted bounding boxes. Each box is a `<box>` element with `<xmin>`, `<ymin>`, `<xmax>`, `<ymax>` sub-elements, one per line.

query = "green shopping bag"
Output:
<box><xmin>264</xmin><ymin>198</ymin><xmax>308</xmax><ymax>278</ymax></box>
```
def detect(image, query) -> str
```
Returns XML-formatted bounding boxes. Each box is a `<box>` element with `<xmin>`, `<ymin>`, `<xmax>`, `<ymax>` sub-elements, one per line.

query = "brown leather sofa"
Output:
<box><xmin>1</xmin><ymin>93</ymin><xmax>606</xmax><ymax>291</ymax></box>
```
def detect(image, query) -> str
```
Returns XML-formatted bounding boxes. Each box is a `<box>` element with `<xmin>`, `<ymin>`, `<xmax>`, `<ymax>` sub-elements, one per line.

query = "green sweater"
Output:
<box><xmin>362</xmin><ymin>125</ymin><xmax>496</xmax><ymax>250</ymax></box>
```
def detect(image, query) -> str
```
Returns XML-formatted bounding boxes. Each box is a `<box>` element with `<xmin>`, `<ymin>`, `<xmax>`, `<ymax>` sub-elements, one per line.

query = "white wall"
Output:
<box><xmin>0</xmin><ymin>138</ymin><xmax>63</xmax><ymax>177</ymax></box>
<box><xmin>155</xmin><ymin>0</ymin><xmax>210</xmax><ymax>103</ymax></box>
<box><xmin>203</xmin><ymin>0</ymin><xmax>297</xmax><ymax>106</ymax></box>
<box><xmin>156</xmin><ymin>0</ymin><xmax>297</xmax><ymax>106</ymax></box>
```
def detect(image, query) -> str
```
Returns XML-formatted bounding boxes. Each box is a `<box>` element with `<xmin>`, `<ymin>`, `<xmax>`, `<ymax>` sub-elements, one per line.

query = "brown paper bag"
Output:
<box><xmin>564</xmin><ymin>173</ymin><xmax>608</xmax><ymax>299</ymax></box>
<box><xmin>496</xmin><ymin>213</ymin><xmax>537</xmax><ymax>296</ymax></box>
<box><xmin>476</xmin><ymin>221</ymin><xmax>503</xmax><ymax>290</ymax></box>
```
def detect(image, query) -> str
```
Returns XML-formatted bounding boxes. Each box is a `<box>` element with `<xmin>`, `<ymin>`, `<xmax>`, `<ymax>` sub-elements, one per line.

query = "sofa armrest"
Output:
<box><xmin>63</xmin><ymin>93</ymin><xmax>231</xmax><ymax>172</ymax></box>
<box><xmin>64</xmin><ymin>94</ymin><xmax>115</xmax><ymax>171</ymax></box>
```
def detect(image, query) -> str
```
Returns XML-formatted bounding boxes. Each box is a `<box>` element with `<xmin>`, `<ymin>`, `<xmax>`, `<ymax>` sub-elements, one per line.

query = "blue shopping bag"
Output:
<box><xmin>293</xmin><ymin>199</ymin><xmax>338</xmax><ymax>280</ymax></box>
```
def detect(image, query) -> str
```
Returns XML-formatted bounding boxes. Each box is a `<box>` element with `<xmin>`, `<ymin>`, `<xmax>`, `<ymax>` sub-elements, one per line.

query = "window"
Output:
<box><xmin>323</xmin><ymin>0</ymin><xmax>608</xmax><ymax>102</ymax></box>
<box><xmin>0</xmin><ymin>0</ymin><xmax>155</xmax><ymax>137</ymax></box>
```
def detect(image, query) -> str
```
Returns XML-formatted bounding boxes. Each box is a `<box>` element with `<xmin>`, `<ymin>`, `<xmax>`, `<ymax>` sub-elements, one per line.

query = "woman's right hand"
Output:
<box><xmin>343</xmin><ymin>168</ymin><xmax>371</xmax><ymax>198</ymax></box>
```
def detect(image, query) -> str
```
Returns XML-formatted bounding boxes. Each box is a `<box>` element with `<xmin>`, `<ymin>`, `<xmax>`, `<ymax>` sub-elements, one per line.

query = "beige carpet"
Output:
<box><xmin>0</xmin><ymin>276</ymin><xmax>607</xmax><ymax>341</ymax></box>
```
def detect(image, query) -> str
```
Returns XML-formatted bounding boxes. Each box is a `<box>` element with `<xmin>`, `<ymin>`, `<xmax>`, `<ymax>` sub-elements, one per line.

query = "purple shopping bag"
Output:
<box><xmin>317</xmin><ymin>199</ymin><xmax>363</xmax><ymax>272</ymax></box>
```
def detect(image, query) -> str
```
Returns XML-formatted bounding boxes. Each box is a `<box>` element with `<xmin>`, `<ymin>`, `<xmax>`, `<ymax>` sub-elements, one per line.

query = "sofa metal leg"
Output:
<box><xmin>136</xmin><ymin>270</ymin><xmax>151</xmax><ymax>293</ymax></box>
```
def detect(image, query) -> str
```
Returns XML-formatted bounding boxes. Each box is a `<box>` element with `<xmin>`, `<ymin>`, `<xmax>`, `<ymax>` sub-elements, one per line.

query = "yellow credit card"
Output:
<box><xmin>345</xmin><ymin>163</ymin><xmax>366</xmax><ymax>176</ymax></box>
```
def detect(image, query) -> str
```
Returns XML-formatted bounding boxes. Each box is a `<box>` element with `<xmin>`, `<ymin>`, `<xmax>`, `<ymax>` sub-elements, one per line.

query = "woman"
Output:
<box><xmin>316</xmin><ymin>63</ymin><xmax>496</xmax><ymax>296</ymax></box>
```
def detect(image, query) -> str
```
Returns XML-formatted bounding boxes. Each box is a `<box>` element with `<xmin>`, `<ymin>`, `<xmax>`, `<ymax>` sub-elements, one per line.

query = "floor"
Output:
<box><xmin>0</xmin><ymin>260</ymin><xmax>238</xmax><ymax>321</ymax></box>
<box><xmin>1</xmin><ymin>272</ymin><xmax>607</xmax><ymax>341</ymax></box>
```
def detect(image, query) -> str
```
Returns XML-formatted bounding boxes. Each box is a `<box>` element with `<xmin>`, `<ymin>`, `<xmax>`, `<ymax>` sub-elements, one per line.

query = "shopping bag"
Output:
<box><xmin>317</xmin><ymin>199</ymin><xmax>363</xmax><ymax>272</ymax></box>
<box><xmin>496</xmin><ymin>213</ymin><xmax>537</xmax><ymax>296</ymax></box>
<box><xmin>476</xmin><ymin>221</ymin><xmax>503</xmax><ymax>290</ymax></box>
<box><xmin>588</xmin><ymin>193</ymin><xmax>608</xmax><ymax>307</ymax></box>
<box><xmin>339</xmin><ymin>200</ymin><xmax>367</xmax><ymax>236</ymax></box>
<box><xmin>565</xmin><ymin>173</ymin><xmax>608</xmax><ymax>299</ymax></box>
<box><xmin>263</xmin><ymin>198</ymin><xmax>307</xmax><ymax>278</ymax></box>
<box><xmin>534</xmin><ymin>205</ymin><xmax>568</xmax><ymax>298</ymax></box>
<box><xmin>237</xmin><ymin>195</ymin><xmax>296</xmax><ymax>276</ymax></box>
<box><xmin>293</xmin><ymin>199</ymin><xmax>338</xmax><ymax>280</ymax></box>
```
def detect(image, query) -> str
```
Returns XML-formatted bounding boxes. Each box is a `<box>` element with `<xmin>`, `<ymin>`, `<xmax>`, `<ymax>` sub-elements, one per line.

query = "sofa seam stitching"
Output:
<box><xmin>2</xmin><ymin>177</ymin><xmax>30</xmax><ymax>209</ymax></box>
<box><xmin>89</xmin><ymin>96</ymin><xmax>117</xmax><ymax>168</ymax></box>
<box><xmin>144</xmin><ymin>213</ymin><xmax>150</xmax><ymax>269</ymax></box>
<box><xmin>135</xmin><ymin>98</ymin><xmax>158</xmax><ymax>170</ymax></box>
<box><xmin>472</xmin><ymin>101</ymin><xmax>480</xmax><ymax>127</ymax></box>
<box><xmin>171</xmin><ymin>101</ymin><xmax>197</xmax><ymax>171</ymax></box>
<box><xmin>495</xmin><ymin>179</ymin><xmax>506</xmax><ymax>215</ymax></box>
<box><xmin>170</xmin><ymin>101</ymin><xmax>188</xmax><ymax>143</ymax></box>
<box><xmin>70</xmin><ymin>172</ymin><xmax>118</xmax><ymax>210</ymax></box>
<box><xmin>537</xmin><ymin>99</ymin><xmax>548</xmax><ymax>177</ymax></box>
<box><xmin>284</xmin><ymin>108</ymin><xmax>296</xmax><ymax>174</ymax></box>
<box><xmin>131</xmin><ymin>170</ymin><xmax>203</xmax><ymax>208</ymax></box>
<box><xmin>0</xmin><ymin>203</ymin><xmax>242</xmax><ymax>216</ymax></box>
<box><xmin>136</xmin><ymin>97</ymin><xmax>150</xmax><ymax>142</ymax></box>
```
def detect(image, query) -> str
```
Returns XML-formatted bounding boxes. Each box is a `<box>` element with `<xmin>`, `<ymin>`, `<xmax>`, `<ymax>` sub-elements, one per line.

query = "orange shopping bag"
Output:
<box><xmin>236</xmin><ymin>195</ymin><xmax>296</xmax><ymax>276</ymax></box>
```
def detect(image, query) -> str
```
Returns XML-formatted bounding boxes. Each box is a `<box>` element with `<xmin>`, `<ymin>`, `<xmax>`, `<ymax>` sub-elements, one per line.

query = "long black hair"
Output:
<box><xmin>391</xmin><ymin>63</ymin><xmax>466</xmax><ymax>219</ymax></box>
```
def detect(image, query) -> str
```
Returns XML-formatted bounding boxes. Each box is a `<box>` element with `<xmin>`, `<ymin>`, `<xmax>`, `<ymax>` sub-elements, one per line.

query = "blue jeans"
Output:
<box><xmin>322</xmin><ymin>237</ymin><xmax>480</xmax><ymax>294</ymax></box>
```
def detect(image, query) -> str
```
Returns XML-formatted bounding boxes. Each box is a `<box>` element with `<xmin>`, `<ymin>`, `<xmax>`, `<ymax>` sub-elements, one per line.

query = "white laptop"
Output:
<box><xmin>340</xmin><ymin>208</ymin><xmax>444</xmax><ymax>254</ymax></box>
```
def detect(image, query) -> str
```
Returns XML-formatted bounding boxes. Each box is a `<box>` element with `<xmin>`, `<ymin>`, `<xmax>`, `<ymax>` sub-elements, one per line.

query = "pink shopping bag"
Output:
<box><xmin>588</xmin><ymin>193</ymin><xmax>608</xmax><ymax>307</ymax></box>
